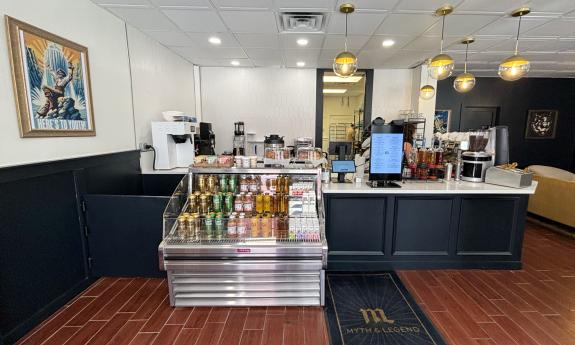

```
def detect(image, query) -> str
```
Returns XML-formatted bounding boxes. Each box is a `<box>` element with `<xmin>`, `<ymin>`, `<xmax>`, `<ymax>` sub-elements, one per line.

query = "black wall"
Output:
<box><xmin>436</xmin><ymin>77</ymin><xmax>575</xmax><ymax>171</ymax></box>
<box><xmin>0</xmin><ymin>151</ymin><xmax>142</xmax><ymax>345</ymax></box>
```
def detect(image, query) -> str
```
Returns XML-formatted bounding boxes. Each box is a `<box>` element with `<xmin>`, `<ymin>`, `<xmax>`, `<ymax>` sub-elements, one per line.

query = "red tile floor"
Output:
<box><xmin>16</xmin><ymin>220</ymin><xmax>575</xmax><ymax>345</ymax></box>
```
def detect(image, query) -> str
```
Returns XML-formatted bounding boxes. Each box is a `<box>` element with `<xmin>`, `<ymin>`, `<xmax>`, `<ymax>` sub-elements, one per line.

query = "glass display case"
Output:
<box><xmin>158</xmin><ymin>167</ymin><xmax>327</xmax><ymax>307</ymax></box>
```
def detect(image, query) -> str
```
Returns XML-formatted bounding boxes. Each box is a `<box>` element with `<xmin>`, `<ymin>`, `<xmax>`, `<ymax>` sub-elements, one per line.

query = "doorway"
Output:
<box><xmin>315</xmin><ymin>69</ymin><xmax>373</xmax><ymax>160</ymax></box>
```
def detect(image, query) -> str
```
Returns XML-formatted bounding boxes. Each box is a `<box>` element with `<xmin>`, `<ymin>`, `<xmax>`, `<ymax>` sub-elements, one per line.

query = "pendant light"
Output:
<box><xmin>420</xmin><ymin>84</ymin><xmax>436</xmax><ymax>100</ymax></box>
<box><xmin>420</xmin><ymin>59</ymin><xmax>436</xmax><ymax>100</ymax></box>
<box><xmin>429</xmin><ymin>5</ymin><xmax>455</xmax><ymax>80</ymax></box>
<box><xmin>499</xmin><ymin>7</ymin><xmax>530</xmax><ymax>81</ymax></box>
<box><xmin>333</xmin><ymin>3</ymin><xmax>357</xmax><ymax>77</ymax></box>
<box><xmin>454</xmin><ymin>38</ymin><xmax>476</xmax><ymax>93</ymax></box>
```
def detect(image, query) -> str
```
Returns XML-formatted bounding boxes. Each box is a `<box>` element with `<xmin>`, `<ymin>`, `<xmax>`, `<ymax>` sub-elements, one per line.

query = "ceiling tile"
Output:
<box><xmin>195</xmin><ymin>58</ymin><xmax>254</xmax><ymax>66</ymax></box>
<box><xmin>186</xmin><ymin>32</ymin><xmax>240</xmax><ymax>47</ymax></box>
<box><xmin>172</xmin><ymin>46</ymin><xmax>247</xmax><ymax>59</ymax></box>
<box><xmin>285</xmin><ymin>56</ymin><xmax>318</xmax><ymax>68</ymax></box>
<box><xmin>528</xmin><ymin>0</ymin><xmax>575</xmax><ymax>13</ymax></box>
<box><xmin>360</xmin><ymin>35</ymin><xmax>413</xmax><ymax>50</ymax></box>
<box><xmin>402</xmin><ymin>36</ymin><xmax>460</xmax><ymax>51</ymax></box>
<box><xmin>474</xmin><ymin>17</ymin><xmax>552</xmax><ymax>36</ymax></box>
<box><xmin>245</xmin><ymin>48</ymin><xmax>282</xmax><ymax>59</ymax></box>
<box><xmin>523</xmin><ymin>19</ymin><xmax>575</xmax><ymax>37</ymax></box>
<box><xmin>235</xmin><ymin>33</ymin><xmax>279</xmax><ymax>48</ymax></box>
<box><xmin>489</xmin><ymin>38</ymin><xmax>564</xmax><ymax>52</ymax></box>
<box><xmin>326</xmin><ymin>12</ymin><xmax>387</xmax><ymax>35</ymax></box>
<box><xmin>220</xmin><ymin>11</ymin><xmax>278</xmax><ymax>33</ymax></box>
<box><xmin>275</xmin><ymin>0</ymin><xmax>335</xmax><ymax>11</ymax></box>
<box><xmin>376</xmin><ymin>13</ymin><xmax>438</xmax><ymax>35</ymax></box>
<box><xmin>322</xmin><ymin>35</ymin><xmax>370</xmax><ymax>49</ymax></box>
<box><xmin>425</xmin><ymin>14</ymin><xmax>501</xmax><ymax>36</ymax></box>
<box><xmin>150</xmin><ymin>0</ymin><xmax>211</xmax><ymax>8</ymax></box>
<box><xmin>394</xmin><ymin>0</ymin><xmax>464</xmax><ymax>12</ymax></box>
<box><xmin>211</xmin><ymin>0</ymin><xmax>272</xmax><ymax>10</ymax></box>
<box><xmin>455</xmin><ymin>0</ymin><xmax>527</xmax><ymax>13</ymax></box>
<box><xmin>280</xmin><ymin>33</ymin><xmax>325</xmax><ymax>49</ymax></box>
<box><xmin>162</xmin><ymin>9</ymin><xmax>227</xmax><ymax>32</ymax></box>
<box><xmin>284</xmin><ymin>48</ymin><xmax>321</xmax><ymax>61</ymax></box>
<box><xmin>107</xmin><ymin>7</ymin><xmax>177</xmax><ymax>30</ymax></box>
<box><xmin>445</xmin><ymin>37</ymin><xmax>507</xmax><ymax>51</ymax></box>
<box><xmin>336</xmin><ymin>0</ymin><xmax>399</xmax><ymax>11</ymax></box>
<box><xmin>93</xmin><ymin>0</ymin><xmax>150</xmax><ymax>4</ymax></box>
<box><xmin>252</xmin><ymin>57</ymin><xmax>283</xmax><ymax>67</ymax></box>
<box><xmin>378</xmin><ymin>49</ymin><xmax>431</xmax><ymax>68</ymax></box>
<box><xmin>144</xmin><ymin>30</ymin><xmax>196</xmax><ymax>46</ymax></box>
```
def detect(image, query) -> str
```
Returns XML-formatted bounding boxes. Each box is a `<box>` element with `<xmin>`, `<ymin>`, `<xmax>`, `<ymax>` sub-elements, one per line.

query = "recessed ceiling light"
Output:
<box><xmin>297</xmin><ymin>38</ymin><xmax>309</xmax><ymax>46</ymax></box>
<box><xmin>382</xmin><ymin>39</ymin><xmax>395</xmax><ymax>47</ymax></box>
<box><xmin>209</xmin><ymin>37</ymin><xmax>222</xmax><ymax>45</ymax></box>
<box><xmin>323</xmin><ymin>75</ymin><xmax>362</xmax><ymax>83</ymax></box>
<box><xmin>296</xmin><ymin>61</ymin><xmax>306</xmax><ymax>67</ymax></box>
<box><xmin>323</xmin><ymin>89</ymin><xmax>347</xmax><ymax>94</ymax></box>
<box><xmin>230</xmin><ymin>60</ymin><xmax>240</xmax><ymax>66</ymax></box>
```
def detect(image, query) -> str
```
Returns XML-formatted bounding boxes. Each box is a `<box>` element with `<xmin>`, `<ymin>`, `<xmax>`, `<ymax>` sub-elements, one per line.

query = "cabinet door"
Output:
<box><xmin>326</xmin><ymin>197</ymin><xmax>386</xmax><ymax>255</ymax></box>
<box><xmin>457</xmin><ymin>197</ymin><xmax>518</xmax><ymax>255</ymax></box>
<box><xmin>393</xmin><ymin>197</ymin><xmax>453</xmax><ymax>256</ymax></box>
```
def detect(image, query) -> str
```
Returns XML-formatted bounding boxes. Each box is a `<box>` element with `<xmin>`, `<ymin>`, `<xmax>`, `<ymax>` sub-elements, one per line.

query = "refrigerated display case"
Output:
<box><xmin>158</xmin><ymin>167</ymin><xmax>328</xmax><ymax>307</ymax></box>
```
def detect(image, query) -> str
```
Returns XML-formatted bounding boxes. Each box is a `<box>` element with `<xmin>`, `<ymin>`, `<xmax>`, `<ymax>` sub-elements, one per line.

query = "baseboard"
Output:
<box><xmin>4</xmin><ymin>277</ymin><xmax>96</xmax><ymax>345</ymax></box>
<box><xmin>527</xmin><ymin>214</ymin><xmax>575</xmax><ymax>239</ymax></box>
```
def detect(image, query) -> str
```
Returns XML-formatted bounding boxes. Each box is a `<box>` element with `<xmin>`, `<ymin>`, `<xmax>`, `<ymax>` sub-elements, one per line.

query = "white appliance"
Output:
<box><xmin>151</xmin><ymin>121</ymin><xmax>197</xmax><ymax>170</ymax></box>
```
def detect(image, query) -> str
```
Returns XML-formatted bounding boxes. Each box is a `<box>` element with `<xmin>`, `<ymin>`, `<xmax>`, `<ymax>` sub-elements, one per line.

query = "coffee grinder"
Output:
<box><xmin>460</xmin><ymin>130</ymin><xmax>493</xmax><ymax>182</ymax></box>
<box><xmin>233</xmin><ymin>122</ymin><xmax>246</xmax><ymax>156</ymax></box>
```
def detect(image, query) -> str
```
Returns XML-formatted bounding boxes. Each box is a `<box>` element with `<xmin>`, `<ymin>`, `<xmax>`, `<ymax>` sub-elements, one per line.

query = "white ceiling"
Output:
<box><xmin>92</xmin><ymin>0</ymin><xmax>575</xmax><ymax>77</ymax></box>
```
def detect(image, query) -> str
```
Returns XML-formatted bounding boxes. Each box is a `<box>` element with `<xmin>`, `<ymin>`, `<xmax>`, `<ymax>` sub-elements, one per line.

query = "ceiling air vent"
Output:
<box><xmin>280</xmin><ymin>12</ymin><xmax>326</xmax><ymax>33</ymax></box>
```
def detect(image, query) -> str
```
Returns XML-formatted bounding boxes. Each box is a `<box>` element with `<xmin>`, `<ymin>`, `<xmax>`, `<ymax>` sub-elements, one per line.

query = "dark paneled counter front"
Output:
<box><xmin>323</xmin><ymin>180</ymin><xmax>537</xmax><ymax>270</ymax></box>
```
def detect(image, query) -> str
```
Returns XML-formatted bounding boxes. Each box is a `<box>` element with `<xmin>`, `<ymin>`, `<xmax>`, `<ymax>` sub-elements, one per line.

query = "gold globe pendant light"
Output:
<box><xmin>333</xmin><ymin>3</ymin><xmax>358</xmax><ymax>77</ymax></box>
<box><xmin>499</xmin><ymin>7</ymin><xmax>530</xmax><ymax>81</ymax></box>
<box><xmin>420</xmin><ymin>84</ymin><xmax>436</xmax><ymax>100</ymax></box>
<box><xmin>454</xmin><ymin>38</ymin><xmax>476</xmax><ymax>93</ymax></box>
<box><xmin>429</xmin><ymin>5</ymin><xmax>455</xmax><ymax>80</ymax></box>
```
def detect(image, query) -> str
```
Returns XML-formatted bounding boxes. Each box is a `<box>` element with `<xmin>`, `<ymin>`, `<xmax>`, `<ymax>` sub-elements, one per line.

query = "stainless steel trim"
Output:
<box><xmin>171</xmin><ymin>275</ymin><xmax>320</xmax><ymax>284</ymax></box>
<box><xmin>189</xmin><ymin>167</ymin><xmax>320</xmax><ymax>175</ymax></box>
<box><xmin>320</xmin><ymin>269</ymin><xmax>326</xmax><ymax>306</ymax></box>
<box><xmin>164</xmin><ymin>259</ymin><xmax>323</xmax><ymax>272</ymax></box>
<box><xmin>158</xmin><ymin>241</ymin><xmax>165</xmax><ymax>271</ymax></box>
<box><xmin>175</xmin><ymin>291</ymin><xmax>320</xmax><ymax>299</ymax></box>
<box><xmin>172</xmin><ymin>297</ymin><xmax>320</xmax><ymax>307</ymax></box>
<box><xmin>173</xmin><ymin>283</ymin><xmax>319</xmax><ymax>293</ymax></box>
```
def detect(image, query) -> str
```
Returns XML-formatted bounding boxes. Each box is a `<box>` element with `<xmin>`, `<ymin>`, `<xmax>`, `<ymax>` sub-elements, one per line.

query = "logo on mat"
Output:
<box><xmin>360</xmin><ymin>308</ymin><xmax>395</xmax><ymax>324</ymax></box>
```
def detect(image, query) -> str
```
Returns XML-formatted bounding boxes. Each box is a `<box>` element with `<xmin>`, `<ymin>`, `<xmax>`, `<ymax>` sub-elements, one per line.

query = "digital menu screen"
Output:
<box><xmin>370</xmin><ymin>133</ymin><xmax>403</xmax><ymax>174</ymax></box>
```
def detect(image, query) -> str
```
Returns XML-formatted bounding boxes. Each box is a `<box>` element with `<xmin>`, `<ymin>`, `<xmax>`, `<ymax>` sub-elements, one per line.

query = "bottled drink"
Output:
<box><xmin>237</xmin><ymin>213</ymin><xmax>247</xmax><ymax>238</ymax></box>
<box><xmin>261</xmin><ymin>214</ymin><xmax>271</xmax><ymax>237</ymax></box>
<box><xmin>263</xmin><ymin>193</ymin><xmax>272</xmax><ymax>213</ymax></box>
<box><xmin>243</xmin><ymin>193</ymin><xmax>254</xmax><ymax>215</ymax></box>
<box><xmin>227</xmin><ymin>215</ymin><xmax>237</xmax><ymax>238</ymax></box>
<box><xmin>251</xmin><ymin>216</ymin><xmax>260</xmax><ymax>238</ymax></box>
<box><xmin>234</xmin><ymin>194</ymin><xmax>244</xmax><ymax>212</ymax></box>
<box><xmin>255</xmin><ymin>193</ymin><xmax>264</xmax><ymax>214</ymax></box>
<box><xmin>215</xmin><ymin>213</ymin><xmax>224</xmax><ymax>239</ymax></box>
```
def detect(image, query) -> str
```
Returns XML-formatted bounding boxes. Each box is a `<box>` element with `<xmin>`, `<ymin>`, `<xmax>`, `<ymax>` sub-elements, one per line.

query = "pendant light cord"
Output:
<box><xmin>514</xmin><ymin>15</ymin><xmax>522</xmax><ymax>55</ymax></box>
<box><xmin>464</xmin><ymin>42</ymin><xmax>469</xmax><ymax>73</ymax></box>
<box><xmin>344</xmin><ymin>12</ymin><xmax>349</xmax><ymax>51</ymax></box>
<box><xmin>440</xmin><ymin>15</ymin><xmax>445</xmax><ymax>53</ymax></box>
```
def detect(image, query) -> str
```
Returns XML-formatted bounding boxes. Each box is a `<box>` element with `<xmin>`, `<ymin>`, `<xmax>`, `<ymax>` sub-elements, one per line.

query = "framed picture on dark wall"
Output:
<box><xmin>525</xmin><ymin>110</ymin><xmax>558</xmax><ymax>139</ymax></box>
<box><xmin>5</xmin><ymin>16</ymin><xmax>96</xmax><ymax>137</ymax></box>
<box><xmin>434</xmin><ymin>110</ymin><xmax>451</xmax><ymax>133</ymax></box>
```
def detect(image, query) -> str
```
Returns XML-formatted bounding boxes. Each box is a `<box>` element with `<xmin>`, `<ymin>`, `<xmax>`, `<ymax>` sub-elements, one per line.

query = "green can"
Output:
<box><xmin>214</xmin><ymin>213</ymin><xmax>225</xmax><ymax>239</ymax></box>
<box><xmin>219</xmin><ymin>175</ymin><xmax>228</xmax><ymax>193</ymax></box>
<box><xmin>228</xmin><ymin>175</ymin><xmax>238</xmax><ymax>194</ymax></box>
<box><xmin>212</xmin><ymin>193</ymin><xmax>222</xmax><ymax>213</ymax></box>
<box><xmin>224</xmin><ymin>192</ymin><xmax>234</xmax><ymax>214</ymax></box>
<box><xmin>204</xmin><ymin>212</ymin><xmax>215</xmax><ymax>239</ymax></box>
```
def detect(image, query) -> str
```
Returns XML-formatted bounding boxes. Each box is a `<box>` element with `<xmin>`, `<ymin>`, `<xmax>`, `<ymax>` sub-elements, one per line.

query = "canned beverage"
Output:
<box><xmin>229</xmin><ymin>176</ymin><xmax>238</xmax><ymax>194</ymax></box>
<box><xmin>199</xmin><ymin>194</ymin><xmax>210</xmax><ymax>215</ymax></box>
<box><xmin>191</xmin><ymin>214</ymin><xmax>201</xmax><ymax>240</ymax></box>
<box><xmin>205</xmin><ymin>212</ymin><xmax>215</xmax><ymax>239</ymax></box>
<box><xmin>207</xmin><ymin>175</ymin><xmax>217</xmax><ymax>193</ymax></box>
<box><xmin>188</xmin><ymin>195</ymin><xmax>197</xmax><ymax>213</ymax></box>
<box><xmin>198</xmin><ymin>175</ymin><xmax>207</xmax><ymax>193</ymax></box>
<box><xmin>224</xmin><ymin>192</ymin><xmax>234</xmax><ymax>214</ymax></box>
<box><xmin>215</xmin><ymin>213</ymin><xmax>225</xmax><ymax>239</ymax></box>
<box><xmin>219</xmin><ymin>175</ymin><xmax>228</xmax><ymax>193</ymax></box>
<box><xmin>213</xmin><ymin>193</ymin><xmax>222</xmax><ymax>213</ymax></box>
<box><xmin>177</xmin><ymin>215</ymin><xmax>187</xmax><ymax>238</ymax></box>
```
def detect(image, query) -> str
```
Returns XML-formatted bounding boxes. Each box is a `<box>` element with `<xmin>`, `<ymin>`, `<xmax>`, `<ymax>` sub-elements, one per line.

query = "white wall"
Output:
<box><xmin>371</xmin><ymin>69</ymin><xmax>413</xmax><ymax>122</ymax></box>
<box><xmin>410</xmin><ymin>65</ymin><xmax>437</xmax><ymax>145</ymax></box>
<box><xmin>0</xmin><ymin>0</ymin><xmax>135</xmax><ymax>168</ymax></box>
<box><xmin>0</xmin><ymin>0</ymin><xmax>197</xmax><ymax>169</ymax></box>
<box><xmin>127</xmin><ymin>26</ymin><xmax>196</xmax><ymax>171</ymax></box>
<box><xmin>201</xmin><ymin>67</ymin><xmax>316</xmax><ymax>153</ymax></box>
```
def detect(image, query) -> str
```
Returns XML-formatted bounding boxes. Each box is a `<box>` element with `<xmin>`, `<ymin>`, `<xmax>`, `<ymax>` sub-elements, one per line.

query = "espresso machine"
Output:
<box><xmin>151</xmin><ymin>120</ymin><xmax>197</xmax><ymax>170</ymax></box>
<box><xmin>460</xmin><ymin>126</ymin><xmax>509</xmax><ymax>182</ymax></box>
<box><xmin>195</xmin><ymin>122</ymin><xmax>216</xmax><ymax>155</ymax></box>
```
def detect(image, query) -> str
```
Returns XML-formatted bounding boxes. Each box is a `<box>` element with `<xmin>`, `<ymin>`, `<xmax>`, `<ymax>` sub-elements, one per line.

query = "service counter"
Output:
<box><xmin>323</xmin><ymin>180</ymin><xmax>537</xmax><ymax>270</ymax></box>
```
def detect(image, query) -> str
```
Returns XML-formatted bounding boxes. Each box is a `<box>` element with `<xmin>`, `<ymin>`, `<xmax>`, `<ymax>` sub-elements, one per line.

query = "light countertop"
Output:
<box><xmin>141</xmin><ymin>168</ymin><xmax>189</xmax><ymax>174</ymax></box>
<box><xmin>323</xmin><ymin>180</ymin><xmax>538</xmax><ymax>195</ymax></box>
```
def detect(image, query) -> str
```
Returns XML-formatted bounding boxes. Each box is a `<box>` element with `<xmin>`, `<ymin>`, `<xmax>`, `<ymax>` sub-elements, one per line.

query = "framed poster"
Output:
<box><xmin>434</xmin><ymin>110</ymin><xmax>451</xmax><ymax>134</ymax></box>
<box><xmin>525</xmin><ymin>110</ymin><xmax>558</xmax><ymax>139</ymax></box>
<box><xmin>5</xmin><ymin>16</ymin><xmax>95</xmax><ymax>137</ymax></box>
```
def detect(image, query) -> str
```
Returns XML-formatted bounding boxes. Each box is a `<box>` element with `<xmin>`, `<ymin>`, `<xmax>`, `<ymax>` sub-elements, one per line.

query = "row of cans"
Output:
<box><xmin>196</xmin><ymin>174</ymin><xmax>239</xmax><ymax>194</ymax></box>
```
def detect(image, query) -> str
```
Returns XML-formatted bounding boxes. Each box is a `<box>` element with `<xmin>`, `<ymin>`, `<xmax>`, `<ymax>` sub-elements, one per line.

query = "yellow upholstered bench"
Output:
<box><xmin>527</xmin><ymin>165</ymin><xmax>575</xmax><ymax>228</ymax></box>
